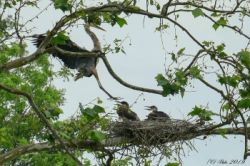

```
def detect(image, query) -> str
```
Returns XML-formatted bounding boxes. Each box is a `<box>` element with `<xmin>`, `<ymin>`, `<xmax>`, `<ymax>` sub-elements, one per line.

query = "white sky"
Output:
<box><xmin>20</xmin><ymin>0</ymin><xmax>250</xmax><ymax>165</ymax></box>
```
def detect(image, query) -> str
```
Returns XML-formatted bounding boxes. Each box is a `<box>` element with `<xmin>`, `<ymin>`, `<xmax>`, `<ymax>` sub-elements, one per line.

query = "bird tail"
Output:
<box><xmin>31</xmin><ymin>34</ymin><xmax>46</xmax><ymax>47</ymax></box>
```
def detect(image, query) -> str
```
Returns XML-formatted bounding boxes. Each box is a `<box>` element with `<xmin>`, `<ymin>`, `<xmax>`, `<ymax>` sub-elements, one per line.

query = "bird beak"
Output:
<box><xmin>88</xmin><ymin>23</ymin><xmax>106</xmax><ymax>31</ymax></box>
<box><xmin>144</xmin><ymin>106</ymin><xmax>151</xmax><ymax>110</ymax></box>
<box><xmin>115</xmin><ymin>101</ymin><xmax>122</xmax><ymax>105</ymax></box>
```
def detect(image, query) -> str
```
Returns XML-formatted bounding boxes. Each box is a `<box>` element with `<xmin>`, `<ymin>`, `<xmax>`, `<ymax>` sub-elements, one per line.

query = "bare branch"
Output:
<box><xmin>184</xmin><ymin>50</ymin><xmax>205</xmax><ymax>73</ymax></box>
<box><xmin>101</xmin><ymin>55</ymin><xmax>163</xmax><ymax>95</ymax></box>
<box><xmin>198</xmin><ymin>77</ymin><xmax>226</xmax><ymax>98</ymax></box>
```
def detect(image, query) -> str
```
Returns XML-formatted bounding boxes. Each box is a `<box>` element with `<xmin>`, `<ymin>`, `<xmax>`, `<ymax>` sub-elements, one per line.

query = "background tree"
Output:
<box><xmin>0</xmin><ymin>0</ymin><xmax>250</xmax><ymax>165</ymax></box>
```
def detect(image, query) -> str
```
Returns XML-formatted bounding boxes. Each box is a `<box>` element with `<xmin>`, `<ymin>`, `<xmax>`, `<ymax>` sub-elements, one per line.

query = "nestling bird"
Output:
<box><xmin>32</xmin><ymin>23</ymin><xmax>115</xmax><ymax>99</ymax></box>
<box><xmin>145</xmin><ymin>105</ymin><xmax>170</xmax><ymax>121</ymax></box>
<box><xmin>116</xmin><ymin>101</ymin><xmax>140</xmax><ymax>121</ymax></box>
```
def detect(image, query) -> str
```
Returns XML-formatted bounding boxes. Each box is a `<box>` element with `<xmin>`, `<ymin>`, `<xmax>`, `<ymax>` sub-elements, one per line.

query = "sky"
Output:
<box><xmin>20</xmin><ymin>0</ymin><xmax>250</xmax><ymax>165</ymax></box>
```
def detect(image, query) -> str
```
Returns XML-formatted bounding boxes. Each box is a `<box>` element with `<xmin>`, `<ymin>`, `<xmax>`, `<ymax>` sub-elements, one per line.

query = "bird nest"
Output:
<box><xmin>110</xmin><ymin>119</ymin><xmax>205</xmax><ymax>145</ymax></box>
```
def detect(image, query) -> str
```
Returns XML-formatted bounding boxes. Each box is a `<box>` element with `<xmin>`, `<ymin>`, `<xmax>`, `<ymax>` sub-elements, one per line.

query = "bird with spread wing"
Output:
<box><xmin>32</xmin><ymin>23</ymin><xmax>115</xmax><ymax>99</ymax></box>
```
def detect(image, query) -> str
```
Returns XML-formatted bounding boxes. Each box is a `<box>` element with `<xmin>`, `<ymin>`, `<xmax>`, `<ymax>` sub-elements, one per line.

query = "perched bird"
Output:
<box><xmin>116</xmin><ymin>101</ymin><xmax>140</xmax><ymax>121</ymax></box>
<box><xmin>145</xmin><ymin>105</ymin><xmax>170</xmax><ymax>121</ymax></box>
<box><xmin>32</xmin><ymin>23</ymin><xmax>114</xmax><ymax>98</ymax></box>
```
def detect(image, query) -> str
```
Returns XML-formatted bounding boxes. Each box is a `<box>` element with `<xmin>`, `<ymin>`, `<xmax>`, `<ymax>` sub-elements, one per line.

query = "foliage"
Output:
<box><xmin>53</xmin><ymin>0</ymin><xmax>72</xmax><ymax>12</ymax></box>
<box><xmin>188</xmin><ymin>106</ymin><xmax>215</xmax><ymax>121</ymax></box>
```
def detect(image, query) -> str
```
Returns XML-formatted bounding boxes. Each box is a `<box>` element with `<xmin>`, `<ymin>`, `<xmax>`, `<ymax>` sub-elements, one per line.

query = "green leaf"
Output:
<box><xmin>155</xmin><ymin>24</ymin><xmax>169</xmax><ymax>31</ymax></box>
<box><xmin>171</xmin><ymin>53</ymin><xmax>176</xmax><ymax>62</ymax></box>
<box><xmin>213</xmin><ymin>17</ymin><xmax>228</xmax><ymax>30</ymax></box>
<box><xmin>218</xmin><ymin>52</ymin><xmax>228</xmax><ymax>58</ymax></box>
<box><xmin>44</xmin><ymin>110</ymin><xmax>52</xmax><ymax>118</ymax></box>
<box><xmin>216</xmin><ymin>43</ymin><xmax>225</xmax><ymax>52</ymax></box>
<box><xmin>237</xmin><ymin>50</ymin><xmax>250</xmax><ymax>69</ymax></box>
<box><xmin>51</xmin><ymin>32</ymin><xmax>69</xmax><ymax>45</ymax></box>
<box><xmin>175</xmin><ymin>70</ymin><xmax>187</xmax><ymax>85</ymax></box>
<box><xmin>177</xmin><ymin>47</ymin><xmax>185</xmax><ymax>56</ymax></box>
<box><xmin>211</xmin><ymin>12</ymin><xmax>221</xmax><ymax>17</ymax></box>
<box><xmin>93</xmin><ymin>105</ymin><xmax>105</xmax><ymax>114</ymax></box>
<box><xmin>155</xmin><ymin>74</ymin><xmax>168</xmax><ymax>86</ymax></box>
<box><xmin>237</xmin><ymin>98</ymin><xmax>250</xmax><ymax>109</ymax></box>
<box><xmin>18</xmin><ymin>137</ymin><xmax>29</xmax><ymax>145</ymax></box>
<box><xmin>116</xmin><ymin>16</ymin><xmax>127</xmax><ymax>27</ymax></box>
<box><xmin>222</xmin><ymin>102</ymin><xmax>232</xmax><ymax>111</ymax></box>
<box><xmin>239</xmin><ymin>89</ymin><xmax>250</xmax><ymax>98</ymax></box>
<box><xmin>218</xmin><ymin>75</ymin><xmax>241</xmax><ymax>88</ymax></box>
<box><xmin>162</xmin><ymin>82</ymin><xmax>181</xmax><ymax>97</ymax></box>
<box><xmin>192</xmin><ymin>8</ymin><xmax>204</xmax><ymax>18</ymax></box>
<box><xmin>80</xmin><ymin>105</ymin><xmax>105</xmax><ymax>121</ymax></box>
<box><xmin>188</xmin><ymin>106</ymin><xmax>214</xmax><ymax>121</ymax></box>
<box><xmin>53</xmin><ymin>0</ymin><xmax>72</xmax><ymax>12</ymax></box>
<box><xmin>217</xmin><ymin>17</ymin><xmax>228</xmax><ymax>26</ymax></box>
<box><xmin>189</xmin><ymin>66</ymin><xmax>201</xmax><ymax>78</ymax></box>
<box><xmin>202</xmin><ymin>40</ymin><xmax>214</xmax><ymax>47</ymax></box>
<box><xmin>89</xmin><ymin>130</ymin><xmax>106</xmax><ymax>142</ymax></box>
<box><xmin>212</xmin><ymin>23</ymin><xmax>220</xmax><ymax>30</ymax></box>
<box><xmin>26</xmin><ymin>1</ymin><xmax>38</xmax><ymax>7</ymax></box>
<box><xmin>48</xmin><ymin>108</ymin><xmax>63</xmax><ymax>120</ymax></box>
<box><xmin>155</xmin><ymin>73</ymin><xmax>188</xmax><ymax>97</ymax></box>
<box><xmin>156</xmin><ymin>4</ymin><xmax>161</xmax><ymax>10</ymax></box>
<box><xmin>166</xmin><ymin>163</ymin><xmax>180</xmax><ymax>166</ymax></box>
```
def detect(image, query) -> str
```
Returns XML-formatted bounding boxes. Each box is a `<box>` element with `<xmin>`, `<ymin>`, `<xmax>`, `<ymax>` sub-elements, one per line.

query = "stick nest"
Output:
<box><xmin>110</xmin><ymin>119</ymin><xmax>206</xmax><ymax>145</ymax></box>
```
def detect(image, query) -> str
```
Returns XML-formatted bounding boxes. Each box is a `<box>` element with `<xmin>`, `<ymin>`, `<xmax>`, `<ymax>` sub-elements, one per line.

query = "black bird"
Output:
<box><xmin>145</xmin><ymin>105</ymin><xmax>170</xmax><ymax>121</ymax></box>
<box><xmin>32</xmin><ymin>23</ymin><xmax>114</xmax><ymax>98</ymax></box>
<box><xmin>116</xmin><ymin>101</ymin><xmax>140</xmax><ymax>121</ymax></box>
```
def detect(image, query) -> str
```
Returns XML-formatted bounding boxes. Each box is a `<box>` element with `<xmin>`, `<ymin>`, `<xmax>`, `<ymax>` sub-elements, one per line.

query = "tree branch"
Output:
<box><xmin>0</xmin><ymin>122</ymin><xmax>249</xmax><ymax>164</ymax></box>
<box><xmin>169</xmin><ymin>1</ymin><xmax>248</xmax><ymax>16</ymax></box>
<box><xmin>0</xmin><ymin>137</ymin><xmax>125</xmax><ymax>164</ymax></box>
<box><xmin>1</xmin><ymin>1</ymin><xmax>249</xmax><ymax>71</ymax></box>
<box><xmin>0</xmin><ymin>49</ymin><xmax>44</xmax><ymax>71</ymax></box>
<box><xmin>198</xmin><ymin>74</ymin><xmax>249</xmax><ymax>159</ymax></box>
<box><xmin>101</xmin><ymin>55</ymin><xmax>163</xmax><ymax>95</ymax></box>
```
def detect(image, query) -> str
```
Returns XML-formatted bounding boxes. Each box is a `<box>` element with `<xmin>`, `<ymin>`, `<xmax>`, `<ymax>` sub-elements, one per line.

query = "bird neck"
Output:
<box><xmin>84</xmin><ymin>24</ymin><xmax>101</xmax><ymax>51</ymax></box>
<box><xmin>152</xmin><ymin>108</ymin><xmax>158</xmax><ymax>112</ymax></box>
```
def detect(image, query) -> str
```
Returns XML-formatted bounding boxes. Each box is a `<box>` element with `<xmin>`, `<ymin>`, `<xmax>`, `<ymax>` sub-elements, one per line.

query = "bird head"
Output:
<box><xmin>115</xmin><ymin>101</ymin><xmax>130</xmax><ymax>111</ymax></box>
<box><xmin>116</xmin><ymin>101</ymin><xmax>129</xmax><ymax>107</ymax></box>
<box><xmin>145</xmin><ymin>105</ymin><xmax>158</xmax><ymax>112</ymax></box>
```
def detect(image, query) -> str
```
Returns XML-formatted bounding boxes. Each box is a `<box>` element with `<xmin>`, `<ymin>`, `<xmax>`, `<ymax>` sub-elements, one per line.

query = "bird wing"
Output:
<box><xmin>128</xmin><ymin>110</ymin><xmax>140</xmax><ymax>121</ymax></box>
<box><xmin>146</xmin><ymin>112</ymin><xmax>156</xmax><ymax>120</ymax></box>
<box><xmin>147</xmin><ymin>111</ymin><xmax>170</xmax><ymax>120</ymax></box>
<box><xmin>52</xmin><ymin>39</ymin><xmax>92</xmax><ymax>69</ymax></box>
<box><xmin>32</xmin><ymin>34</ymin><xmax>94</xmax><ymax>69</ymax></box>
<box><xmin>158</xmin><ymin>111</ymin><xmax>170</xmax><ymax>118</ymax></box>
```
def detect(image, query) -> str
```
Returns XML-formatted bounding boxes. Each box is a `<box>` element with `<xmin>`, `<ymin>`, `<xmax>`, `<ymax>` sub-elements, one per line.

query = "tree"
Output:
<box><xmin>0</xmin><ymin>0</ymin><xmax>250</xmax><ymax>165</ymax></box>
